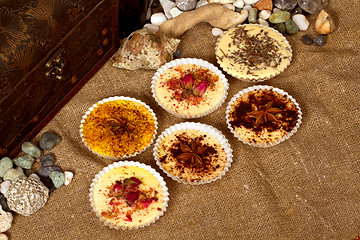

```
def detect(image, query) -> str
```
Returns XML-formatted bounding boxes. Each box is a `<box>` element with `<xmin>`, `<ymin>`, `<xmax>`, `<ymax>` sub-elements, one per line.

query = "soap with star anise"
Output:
<box><xmin>153</xmin><ymin>122</ymin><xmax>233</xmax><ymax>184</ymax></box>
<box><xmin>226</xmin><ymin>85</ymin><xmax>302</xmax><ymax>147</ymax></box>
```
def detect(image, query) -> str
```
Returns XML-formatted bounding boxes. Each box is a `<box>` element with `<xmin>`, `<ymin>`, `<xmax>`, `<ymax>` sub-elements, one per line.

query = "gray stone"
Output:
<box><xmin>269</xmin><ymin>11</ymin><xmax>291</xmax><ymax>23</ymax></box>
<box><xmin>0</xmin><ymin>158</ymin><xmax>13</xmax><ymax>178</ymax></box>
<box><xmin>297</xmin><ymin>0</ymin><xmax>323</xmax><ymax>14</ymax></box>
<box><xmin>176</xmin><ymin>0</ymin><xmax>196</xmax><ymax>11</ymax></box>
<box><xmin>285</xmin><ymin>19</ymin><xmax>299</xmax><ymax>34</ymax></box>
<box><xmin>314</xmin><ymin>35</ymin><xmax>326</xmax><ymax>46</ymax></box>
<box><xmin>12</xmin><ymin>154</ymin><xmax>35</xmax><ymax>169</ymax></box>
<box><xmin>29</xmin><ymin>173</ymin><xmax>40</xmax><ymax>181</ymax></box>
<box><xmin>274</xmin><ymin>0</ymin><xmax>297</xmax><ymax>11</ymax></box>
<box><xmin>21</xmin><ymin>142</ymin><xmax>41</xmax><ymax>158</ymax></box>
<box><xmin>39</xmin><ymin>154</ymin><xmax>55</xmax><ymax>167</ymax></box>
<box><xmin>38</xmin><ymin>166</ymin><xmax>61</xmax><ymax>177</ymax></box>
<box><xmin>6</xmin><ymin>177</ymin><xmax>49</xmax><ymax>216</ymax></box>
<box><xmin>49</xmin><ymin>171</ymin><xmax>65</xmax><ymax>188</ymax></box>
<box><xmin>301</xmin><ymin>35</ymin><xmax>313</xmax><ymax>45</ymax></box>
<box><xmin>3</xmin><ymin>169</ymin><xmax>25</xmax><ymax>181</ymax></box>
<box><xmin>248</xmin><ymin>8</ymin><xmax>258</xmax><ymax>23</ymax></box>
<box><xmin>39</xmin><ymin>132</ymin><xmax>62</xmax><ymax>151</ymax></box>
<box><xmin>0</xmin><ymin>194</ymin><xmax>9</xmax><ymax>212</ymax></box>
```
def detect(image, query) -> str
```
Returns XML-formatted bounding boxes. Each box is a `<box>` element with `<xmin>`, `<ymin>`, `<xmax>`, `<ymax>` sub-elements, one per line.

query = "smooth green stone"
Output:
<box><xmin>25</xmin><ymin>169</ymin><xmax>35</xmax><ymax>177</ymax></box>
<box><xmin>0</xmin><ymin>157</ymin><xmax>13</xmax><ymax>178</ymax></box>
<box><xmin>21</xmin><ymin>142</ymin><xmax>41</xmax><ymax>158</ymax></box>
<box><xmin>3</xmin><ymin>168</ymin><xmax>25</xmax><ymax>181</ymax></box>
<box><xmin>248</xmin><ymin>8</ymin><xmax>258</xmax><ymax>23</ymax></box>
<box><xmin>40</xmin><ymin>132</ymin><xmax>62</xmax><ymax>150</ymax></box>
<box><xmin>13</xmin><ymin>154</ymin><xmax>35</xmax><ymax>169</ymax></box>
<box><xmin>285</xmin><ymin>19</ymin><xmax>299</xmax><ymax>35</ymax></box>
<box><xmin>269</xmin><ymin>11</ymin><xmax>291</xmax><ymax>24</ymax></box>
<box><xmin>274</xmin><ymin>23</ymin><xmax>286</xmax><ymax>34</ymax></box>
<box><xmin>49</xmin><ymin>171</ymin><xmax>65</xmax><ymax>188</ymax></box>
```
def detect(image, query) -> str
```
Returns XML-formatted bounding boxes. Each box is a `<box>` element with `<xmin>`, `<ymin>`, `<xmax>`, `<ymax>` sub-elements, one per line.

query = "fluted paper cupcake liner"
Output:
<box><xmin>226</xmin><ymin>85</ymin><xmax>302</xmax><ymax>147</ymax></box>
<box><xmin>215</xmin><ymin>24</ymin><xmax>292</xmax><ymax>82</ymax></box>
<box><xmin>153</xmin><ymin>122</ymin><xmax>233</xmax><ymax>185</ymax></box>
<box><xmin>151</xmin><ymin>58</ymin><xmax>229</xmax><ymax>118</ymax></box>
<box><xmin>89</xmin><ymin>161</ymin><xmax>169</xmax><ymax>230</ymax></box>
<box><xmin>80</xmin><ymin>96</ymin><xmax>158</xmax><ymax>160</ymax></box>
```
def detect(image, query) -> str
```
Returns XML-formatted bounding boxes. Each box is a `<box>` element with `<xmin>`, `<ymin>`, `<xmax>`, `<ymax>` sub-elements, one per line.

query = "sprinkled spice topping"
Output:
<box><xmin>218</xmin><ymin>26</ymin><xmax>288</xmax><ymax>75</ymax></box>
<box><xmin>82</xmin><ymin>100</ymin><xmax>156</xmax><ymax>157</ymax></box>
<box><xmin>229</xmin><ymin>89</ymin><xmax>299</xmax><ymax>133</ymax></box>
<box><xmin>158</xmin><ymin>130</ymin><xmax>227</xmax><ymax>182</ymax></box>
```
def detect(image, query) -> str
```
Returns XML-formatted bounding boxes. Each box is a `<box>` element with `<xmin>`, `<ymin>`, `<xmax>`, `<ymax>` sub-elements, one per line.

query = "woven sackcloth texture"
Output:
<box><xmin>7</xmin><ymin>2</ymin><xmax>360</xmax><ymax>239</ymax></box>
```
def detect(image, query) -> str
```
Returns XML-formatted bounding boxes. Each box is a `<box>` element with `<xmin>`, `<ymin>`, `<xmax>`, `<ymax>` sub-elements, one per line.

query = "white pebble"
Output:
<box><xmin>143</xmin><ymin>23</ymin><xmax>160</xmax><ymax>33</ymax></box>
<box><xmin>259</xmin><ymin>10</ymin><xmax>271</xmax><ymax>19</ymax></box>
<box><xmin>170</xmin><ymin>7</ymin><xmax>183</xmax><ymax>18</ymax></box>
<box><xmin>150</xmin><ymin>12</ymin><xmax>167</xmax><ymax>26</ymax></box>
<box><xmin>64</xmin><ymin>171</ymin><xmax>74</xmax><ymax>186</ymax></box>
<box><xmin>233</xmin><ymin>0</ymin><xmax>244</xmax><ymax>9</ymax></box>
<box><xmin>257</xmin><ymin>18</ymin><xmax>269</xmax><ymax>27</ymax></box>
<box><xmin>273</xmin><ymin>8</ymin><xmax>281</xmax><ymax>13</ymax></box>
<box><xmin>196</xmin><ymin>0</ymin><xmax>209</xmax><ymax>8</ymax></box>
<box><xmin>223</xmin><ymin>4</ymin><xmax>235</xmax><ymax>11</ymax></box>
<box><xmin>0</xmin><ymin>234</ymin><xmax>8</xmax><ymax>240</ymax></box>
<box><xmin>0</xmin><ymin>180</ymin><xmax>10</xmax><ymax>198</ymax></box>
<box><xmin>212</xmin><ymin>27</ymin><xmax>224</xmax><ymax>36</ymax></box>
<box><xmin>243</xmin><ymin>4</ymin><xmax>252</xmax><ymax>11</ymax></box>
<box><xmin>292</xmin><ymin>14</ymin><xmax>310</xmax><ymax>31</ymax></box>
<box><xmin>243</xmin><ymin>0</ymin><xmax>259</xmax><ymax>4</ymax></box>
<box><xmin>159</xmin><ymin>0</ymin><xmax>177</xmax><ymax>19</ymax></box>
<box><xmin>29</xmin><ymin>173</ymin><xmax>40</xmax><ymax>181</ymax></box>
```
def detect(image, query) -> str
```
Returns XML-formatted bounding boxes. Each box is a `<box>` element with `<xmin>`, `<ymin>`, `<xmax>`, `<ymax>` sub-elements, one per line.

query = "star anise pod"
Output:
<box><xmin>177</xmin><ymin>140</ymin><xmax>208</xmax><ymax>165</ymax></box>
<box><xmin>104</xmin><ymin>117</ymin><xmax>135</xmax><ymax>135</ymax></box>
<box><xmin>247</xmin><ymin>101</ymin><xmax>282</xmax><ymax>126</ymax></box>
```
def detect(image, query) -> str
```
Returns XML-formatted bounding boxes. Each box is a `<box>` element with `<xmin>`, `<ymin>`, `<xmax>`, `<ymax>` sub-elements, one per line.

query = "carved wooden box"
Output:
<box><xmin>0</xmin><ymin>0</ymin><xmax>120</xmax><ymax>157</ymax></box>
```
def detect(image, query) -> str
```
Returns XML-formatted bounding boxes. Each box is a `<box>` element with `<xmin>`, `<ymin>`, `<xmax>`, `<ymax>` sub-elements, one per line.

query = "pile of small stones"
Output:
<box><xmin>147</xmin><ymin>0</ymin><xmax>335</xmax><ymax>47</ymax></box>
<box><xmin>0</xmin><ymin>131</ymin><xmax>73</xmax><ymax>238</ymax></box>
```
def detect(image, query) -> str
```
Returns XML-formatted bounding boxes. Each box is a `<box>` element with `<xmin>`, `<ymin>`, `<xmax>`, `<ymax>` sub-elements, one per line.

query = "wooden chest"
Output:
<box><xmin>0</xmin><ymin>0</ymin><xmax>120</xmax><ymax>158</ymax></box>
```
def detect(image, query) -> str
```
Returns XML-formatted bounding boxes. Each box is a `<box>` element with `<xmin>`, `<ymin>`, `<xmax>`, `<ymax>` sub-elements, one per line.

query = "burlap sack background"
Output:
<box><xmin>7</xmin><ymin>1</ymin><xmax>360</xmax><ymax>239</ymax></box>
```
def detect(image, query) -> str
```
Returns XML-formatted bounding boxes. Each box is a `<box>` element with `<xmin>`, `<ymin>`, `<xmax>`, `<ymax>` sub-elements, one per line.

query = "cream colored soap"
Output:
<box><xmin>216</xmin><ymin>24</ymin><xmax>292</xmax><ymax>82</ymax></box>
<box><xmin>155</xmin><ymin>64</ymin><xmax>224</xmax><ymax>116</ymax></box>
<box><xmin>93</xmin><ymin>166</ymin><xmax>164</xmax><ymax>228</ymax></box>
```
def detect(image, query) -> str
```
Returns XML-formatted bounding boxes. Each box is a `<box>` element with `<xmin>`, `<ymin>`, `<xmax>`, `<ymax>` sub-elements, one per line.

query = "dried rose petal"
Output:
<box><xmin>124</xmin><ymin>211</ymin><xmax>133</xmax><ymax>222</ymax></box>
<box><xmin>126</xmin><ymin>191</ymin><xmax>139</xmax><ymax>205</ymax></box>
<box><xmin>193</xmin><ymin>81</ymin><xmax>207</xmax><ymax>97</ymax></box>
<box><xmin>124</xmin><ymin>177</ymin><xmax>141</xmax><ymax>188</ymax></box>
<box><xmin>181</xmin><ymin>74</ymin><xmax>194</xmax><ymax>90</ymax></box>
<box><xmin>129</xmin><ymin>177</ymin><xmax>141</xmax><ymax>185</ymax></box>
<box><xmin>141</xmin><ymin>199</ymin><xmax>153</xmax><ymax>208</ymax></box>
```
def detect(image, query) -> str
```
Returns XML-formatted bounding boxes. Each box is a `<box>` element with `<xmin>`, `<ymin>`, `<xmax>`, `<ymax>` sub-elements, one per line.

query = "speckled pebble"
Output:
<box><xmin>12</xmin><ymin>154</ymin><xmax>35</xmax><ymax>170</ymax></box>
<box><xmin>285</xmin><ymin>19</ymin><xmax>299</xmax><ymax>35</ymax></box>
<box><xmin>0</xmin><ymin>158</ymin><xmax>13</xmax><ymax>178</ymax></box>
<box><xmin>259</xmin><ymin>10</ymin><xmax>271</xmax><ymax>19</ymax></box>
<box><xmin>274</xmin><ymin>23</ymin><xmax>286</xmax><ymax>34</ymax></box>
<box><xmin>64</xmin><ymin>171</ymin><xmax>74</xmax><ymax>186</ymax></box>
<box><xmin>40</xmin><ymin>132</ymin><xmax>62</xmax><ymax>151</ymax></box>
<box><xmin>3</xmin><ymin>169</ymin><xmax>25</xmax><ymax>181</ymax></box>
<box><xmin>38</xmin><ymin>166</ymin><xmax>61</xmax><ymax>177</ymax></box>
<box><xmin>269</xmin><ymin>10</ymin><xmax>290</xmax><ymax>24</ymax></box>
<box><xmin>301</xmin><ymin>35</ymin><xmax>313</xmax><ymax>45</ymax></box>
<box><xmin>314</xmin><ymin>35</ymin><xmax>326</xmax><ymax>46</ymax></box>
<box><xmin>248</xmin><ymin>8</ymin><xmax>258</xmax><ymax>23</ymax></box>
<box><xmin>49</xmin><ymin>171</ymin><xmax>65</xmax><ymax>188</ymax></box>
<box><xmin>21</xmin><ymin>142</ymin><xmax>41</xmax><ymax>158</ymax></box>
<box><xmin>39</xmin><ymin>154</ymin><xmax>55</xmax><ymax>167</ymax></box>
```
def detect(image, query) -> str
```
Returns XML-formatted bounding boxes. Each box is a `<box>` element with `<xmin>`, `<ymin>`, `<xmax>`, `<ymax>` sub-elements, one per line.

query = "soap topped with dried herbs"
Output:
<box><xmin>215</xmin><ymin>24</ymin><xmax>292</xmax><ymax>82</ymax></box>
